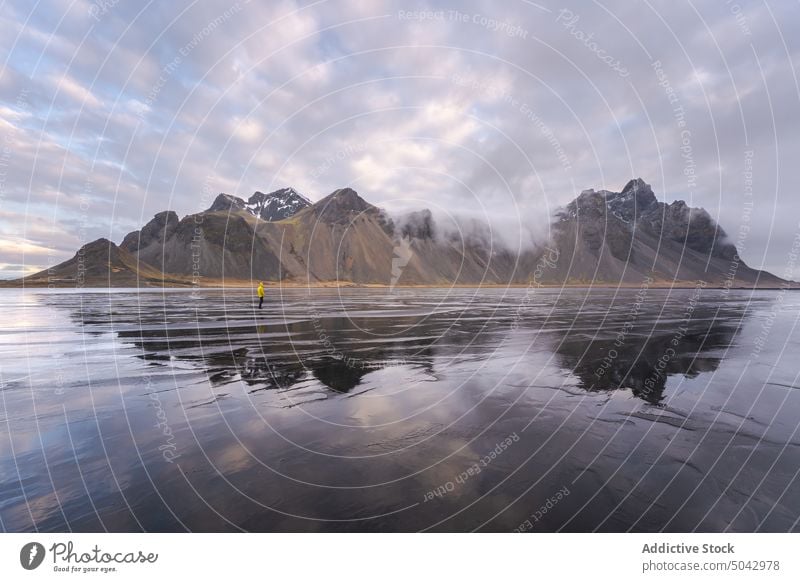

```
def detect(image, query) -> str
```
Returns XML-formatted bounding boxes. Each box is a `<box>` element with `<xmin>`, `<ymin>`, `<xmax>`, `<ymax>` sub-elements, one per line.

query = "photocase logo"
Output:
<box><xmin>390</xmin><ymin>236</ymin><xmax>414</xmax><ymax>291</ymax></box>
<box><xmin>20</xmin><ymin>542</ymin><xmax>46</xmax><ymax>570</ymax></box>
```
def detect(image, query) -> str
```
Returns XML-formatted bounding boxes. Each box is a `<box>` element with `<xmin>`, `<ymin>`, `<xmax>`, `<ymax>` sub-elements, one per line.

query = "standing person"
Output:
<box><xmin>257</xmin><ymin>281</ymin><xmax>265</xmax><ymax>309</ymax></box>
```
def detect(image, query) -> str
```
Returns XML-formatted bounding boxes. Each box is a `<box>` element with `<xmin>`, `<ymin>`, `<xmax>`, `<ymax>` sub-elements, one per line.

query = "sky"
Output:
<box><xmin>1</xmin><ymin>0</ymin><xmax>799</xmax><ymax>278</ymax></box>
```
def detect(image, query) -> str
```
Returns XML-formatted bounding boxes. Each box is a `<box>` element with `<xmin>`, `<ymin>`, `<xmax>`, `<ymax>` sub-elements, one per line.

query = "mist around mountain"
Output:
<box><xmin>12</xmin><ymin>179</ymin><xmax>790</xmax><ymax>288</ymax></box>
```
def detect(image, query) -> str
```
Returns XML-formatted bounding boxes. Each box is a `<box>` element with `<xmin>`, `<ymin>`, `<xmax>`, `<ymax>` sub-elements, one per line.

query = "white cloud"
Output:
<box><xmin>1</xmin><ymin>0</ymin><xmax>799</xmax><ymax>275</ymax></box>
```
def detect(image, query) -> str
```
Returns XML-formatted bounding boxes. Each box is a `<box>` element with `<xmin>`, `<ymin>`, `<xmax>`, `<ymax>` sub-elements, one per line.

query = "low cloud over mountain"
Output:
<box><xmin>15</xmin><ymin>180</ymin><xmax>787</xmax><ymax>289</ymax></box>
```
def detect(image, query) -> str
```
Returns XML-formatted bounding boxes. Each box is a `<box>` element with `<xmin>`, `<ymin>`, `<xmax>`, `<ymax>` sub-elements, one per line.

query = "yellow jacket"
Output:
<box><xmin>257</xmin><ymin>283</ymin><xmax>265</xmax><ymax>298</ymax></box>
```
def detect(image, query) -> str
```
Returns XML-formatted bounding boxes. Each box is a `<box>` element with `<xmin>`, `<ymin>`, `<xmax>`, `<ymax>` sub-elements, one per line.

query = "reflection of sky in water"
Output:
<box><xmin>1</xmin><ymin>288</ymin><xmax>800</xmax><ymax>532</ymax></box>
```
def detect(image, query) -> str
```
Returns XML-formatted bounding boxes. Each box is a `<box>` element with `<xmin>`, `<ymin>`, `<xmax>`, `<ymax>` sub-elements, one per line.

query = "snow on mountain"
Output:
<box><xmin>246</xmin><ymin>188</ymin><xmax>311</xmax><ymax>221</ymax></box>
<box><xmin>206</xmin><ymin>187</ymin><xmax>311</xmax><ymax>221</ymax></box>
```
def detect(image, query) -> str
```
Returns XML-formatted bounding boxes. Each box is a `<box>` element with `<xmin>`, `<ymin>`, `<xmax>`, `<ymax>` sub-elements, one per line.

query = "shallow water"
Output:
<box><xmin>1</xmin><ymin>287</ymin><xmax>799</xmax><ymax>532</ymax></box>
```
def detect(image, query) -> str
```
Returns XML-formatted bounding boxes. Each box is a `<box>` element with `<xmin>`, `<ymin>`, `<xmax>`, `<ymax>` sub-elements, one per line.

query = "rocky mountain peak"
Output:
<box><xmin>22</xmin><ymin>178</ymin><xmax>788</xmax><ymax>288</ymax></box>
<box><xmin>153</xmin><ymin>210</ymin><xmax>179</xmax><ymax>224</ymax></box>
<box><xmin>619</xmin><ymin>176</ymin><xmax>656</xmax><ymax>205</ymax></box>
<box><xmin>621</xmin><ymin>177</ymin><xmax>650</xmax><ymax>195</ymax></box>
<box><xmin>561</xmin><ymin>189</ymin><xmax>607</xmax><ymax>220</ymax></box>
<box><xmin>328</xmin><ymin>188</ymin><xmax>369</xmax><ymax>209</ymax></box>
<box><xmin>246</xmin><ymin>187</ymin><xmax>310</xmax><ymax>221</ymax></box>
<box><xmin>560</xmin><ymin>178</ymin><xmax>658</xmax><ymax>223</ymax></box>
<box><xmin>82</xmin><ymin>237</ymin><xmax>115</xmax><ymax>252</ymax></box>
<box><xmin>557</xmin><ymin>178</ymin><xmax>739</xmax><ymax>264</ymax></box>
<box><xmin>120</xmin><ymin>210</ymin><xmax>180</xmax><ymax>252</ymax></box>
<box><xmin>312</xmin><ymin>188</ymin><xmax>375</xmax><ymax>223</ymax></box>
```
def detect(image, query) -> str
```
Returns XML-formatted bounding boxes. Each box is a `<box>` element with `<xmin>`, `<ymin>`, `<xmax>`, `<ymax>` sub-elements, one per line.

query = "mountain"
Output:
<box><xmin>245</xmin><ymin>188</ymin><xmax>311</xmax><ymax>221</ymax></box>
<box><xmin>18</xmin><ymin>238</ymin><xmax>183</xmax><ymax>287</ymax></box>
<box><xmin>12</xmin><ymin>179</ymin><xmax>791</xmax><ymax>288</ymax></box>
<box><xmin>545</xmin><ymin>178</ymin><xmax>781</xmax><ymax>286</ymax></box>
<box><xmin>120</xmin><ymin>210</ymin><xmax>179</xmax><ymax>253</ymax></box>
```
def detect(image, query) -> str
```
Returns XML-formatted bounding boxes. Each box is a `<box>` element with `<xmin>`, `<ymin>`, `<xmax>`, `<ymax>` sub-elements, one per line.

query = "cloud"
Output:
<box><xmin>1</xmin><ymin>0</ymin><xmax>799</xmax><ymax>277</ymax></box>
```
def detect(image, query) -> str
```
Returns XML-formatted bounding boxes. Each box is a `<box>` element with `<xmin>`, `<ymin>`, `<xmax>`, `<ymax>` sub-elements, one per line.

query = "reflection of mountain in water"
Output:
<box><xmin>63</xmin><ymin>295</ymin><xmax>470</xmax><ymax>395</ymax></box>
<box><xmin>121</xmin><ymin>319</ymin><xmax>413</xmax><ymax>394</ymax></box>
<box><xmin>236</xmin><ymin>353</ymin><xmax>379</xmax><ymax>394</ymax></box>
<box><xmin>47</xmin><ymin>289</ymin><xmax>750</xmax><ymax>404</ymax></box>
<box><xmin>550</xmin><ymin>293</ymin><xmax>746</xmax><ymax>404</ymax></box>
<box><xmin>18</xmin><ymin>288</ymin><xmax>800</xmax><ymax>534</ymax></box>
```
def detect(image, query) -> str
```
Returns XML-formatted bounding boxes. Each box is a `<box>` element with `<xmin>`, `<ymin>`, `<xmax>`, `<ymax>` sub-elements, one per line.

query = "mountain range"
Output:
<box><xmin>14</xmin><ymin>179</ymin><xmax>788</xmax><ymax>288</ymax></box>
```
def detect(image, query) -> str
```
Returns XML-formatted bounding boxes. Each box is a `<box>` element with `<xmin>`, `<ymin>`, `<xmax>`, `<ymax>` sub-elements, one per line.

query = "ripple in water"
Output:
<box><xmin>1</xmin><ymin>287</ymin><xmax>799</xmax><ymax>532</ymax></box>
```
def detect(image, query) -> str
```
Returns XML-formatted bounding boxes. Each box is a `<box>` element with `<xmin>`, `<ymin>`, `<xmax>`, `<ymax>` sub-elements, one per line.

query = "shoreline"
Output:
<box><xmin>1</xmin><ymin>280</ymin><xmax>797</xmax><ymax>291</ymax></box>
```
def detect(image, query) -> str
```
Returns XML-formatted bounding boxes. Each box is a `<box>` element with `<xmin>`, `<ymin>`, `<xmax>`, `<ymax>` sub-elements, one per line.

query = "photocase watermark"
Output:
<box><xmin>725</xmin><ymin>0</ymin><xmax>752</xmax><ymax>37</ymax></box>
<box><xmin>510</xmin><ymin>246</ymin><xmax>560</xmax><ymax>331</ymax></box>
<box><xmin>0</xmin><ymin>88</ymin><xmax>29</xmax><ymax>204</ymax></box>
<box><xmin>389</xmin><ymin>235</ymin><xmax>413</xmax><ymax>291</ymax></box>
<box><xmin>513</xmin><ymin>485</ymin><xmax>571</xmax><ymax>531</ymax></box>
<box><xmin>49</xmin><ymin>175</ymin><xmax>93</xmax><ymax>288</ymax></box>
<box><xmin>751</xmin><ymin>224</ymin><xmax>800</xmax><ymax>358</ymax></box>
<box><xmin>190</xmin><ymin>216</ymin><xmax>203</xmax><ymax>296</ymax></box>
<box><xmin>189</xmin><ymin>173</ymin><xmax>215</xmax><ymax>298</ymax></box>
<box><xmin>308</xmin><ymin>302</ymin><xmax>408</xmax><ymax>370</ymax></box>
<box><xmin>20</xmin><ymin>542</ymin><xmax>45</xmax><ymax>570</ymax></box>
<box><xmin>652</xmin><ymin>59</ymin><xmax>696</xmax><ymax>196</ymax></box>
<box><xmin>722</xmin><ymin>149</ymin><xmax>755</xmax><ymax>295</ymax></box>
<box><xmin>397</xmin><ymin>9</ymin><xmax>529</xmax><ymax>39</ymax></box>
<box><xmin>146</xmin><ymin>374</ymin><xmax>181</xmax><ymax>464</ymax></box>
<box><xmin>87</xmin><ymin>0</ymin><xmax>120</xmax><ymax>21</ymax></box>
<box><xmin>451</xmin><ymin>72</ymin><xmax>572</xmax><ymax>171</ymax></box>
<box><xmin>423</xmin><ymin>432</ymin><xmax>519</xmax><ymax>502</ymax></box>
<box><xmin>556</xmin><ymin>9</ymin><xmax>629</xmax><ymax>78</ymax></box>
<box><xmin>20</xmin><ymin>540</ymin><xmax>158</xmax><ymax>574</ymax></box>
<box><xmin>528</xmin><ymin>246</ymin><xmax>561</xmax><ymax>289</ymax></box>
<box><xmin>53</xmin><ymin>359</ymin><xmax>67</xmax><ymax>396</ymax></box>
<box><xmin>640</xmin><ymin>280</ymin><xmax>706</xmax><ymax>399</ymax></box>
<box><xmin>1</xmin><ymin>88</ymin><xmax>30</xmax><ymax>278</ymax></box>
<box><xmin>309</xmin><ymin>141</ymin><xmax>366</xmax><ymax>184</ymax></box>
<box><xmin>47</xmin><ymin>541</ymin><xmax>158</xmax><ymax>574</ymax></box>
<box><xmin>137</xmin><ymin>2</ymin><xmax>248</xmax><ymax>124</ymax></box>
<box><xmin>594</xmin><ymin>274</ymin><xmax>653</xmax><ymax>378</ymax></box>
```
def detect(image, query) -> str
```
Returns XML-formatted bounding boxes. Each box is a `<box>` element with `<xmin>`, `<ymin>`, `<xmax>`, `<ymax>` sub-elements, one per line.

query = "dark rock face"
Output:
<box><xmin>205</xmin><ymin>189</ymin><xmax>310</xmax><ymax>221</ymax></box>
<box><xmin>311</xmin><ymin>188</ymin><xmax>376</xmax><ymax>224</ymax></box>
<box><xmin>69</xmin><ymin>238</ymin><xmax>127</xmax><ymax>281</ymax></box>
<box><xmin>120</xmin><ymin>211</ymin><xmax>179</xmax><ymax>252</ymax></box>
<box><xmin>639</xmin><ymin>200</ymin><xmax>734</xmax><ymax>260</ymax></box>
<box><xmin>79</xmin><ymin>237</ymin><xmax>118</xmax><ymax>258</ymax></box>
<box><xmin>400</xmin><ymin>209</ymin><xmax>436</xmax><ymax>240</ymax></box>
<box><xmin>135</xmin><ymin>211</ymin><xmax>283</xmax><ymax>280</ymax></box>
<box><xmin>562</xmin><ymin>178</ymin><xmax>734</xmax><ymax>257</ymax></box>
<box><xmin>619</xmin><ymin>177</ymin><xmax>658</xmax><ymax>215</ymax></box>
<box><xmin>548</xmin><ymin>178</ymin><xmax>776</xmax><ymax>285</ymax></box>
<box><xmin>21</xmin><ymin>237</ymin><xmax>170</xmax><ymax>286</ymax></box>
<box><xmin>246</xmin><ymin>188</ymin><xmax>310</xmax><ymax>221</ymax></box>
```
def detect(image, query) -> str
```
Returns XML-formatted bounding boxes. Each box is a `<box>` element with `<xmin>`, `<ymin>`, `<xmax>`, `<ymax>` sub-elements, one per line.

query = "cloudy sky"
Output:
<box><xmin>1</xmin><ymin>0</ymin><xmax>798</xmax><ymax>277</ymax></box>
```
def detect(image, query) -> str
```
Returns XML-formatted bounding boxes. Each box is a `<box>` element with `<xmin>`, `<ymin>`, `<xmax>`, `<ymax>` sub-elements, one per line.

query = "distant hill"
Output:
<box><xmin>12</xmin><ymin>179</ymin><xmax>790</xmax><ymax>288</ymax></box>
<box><xmin>20</xmin><ymin>238</ymin><xmax>187</xmax><ymax>287</ymax></box>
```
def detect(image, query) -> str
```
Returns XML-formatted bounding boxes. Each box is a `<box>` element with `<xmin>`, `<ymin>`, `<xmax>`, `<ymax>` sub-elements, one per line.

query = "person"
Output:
<box><xmin>257</xmin><ymin>281</ymin><xmax>265</xmax><ymax>309</ymax></box>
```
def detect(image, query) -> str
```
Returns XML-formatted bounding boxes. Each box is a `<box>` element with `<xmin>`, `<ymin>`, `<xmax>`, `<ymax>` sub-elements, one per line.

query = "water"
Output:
<box><xmin>1</xmin><ymin>287</ymin><xmax>799</xmax><ymax>532</ymax></box>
